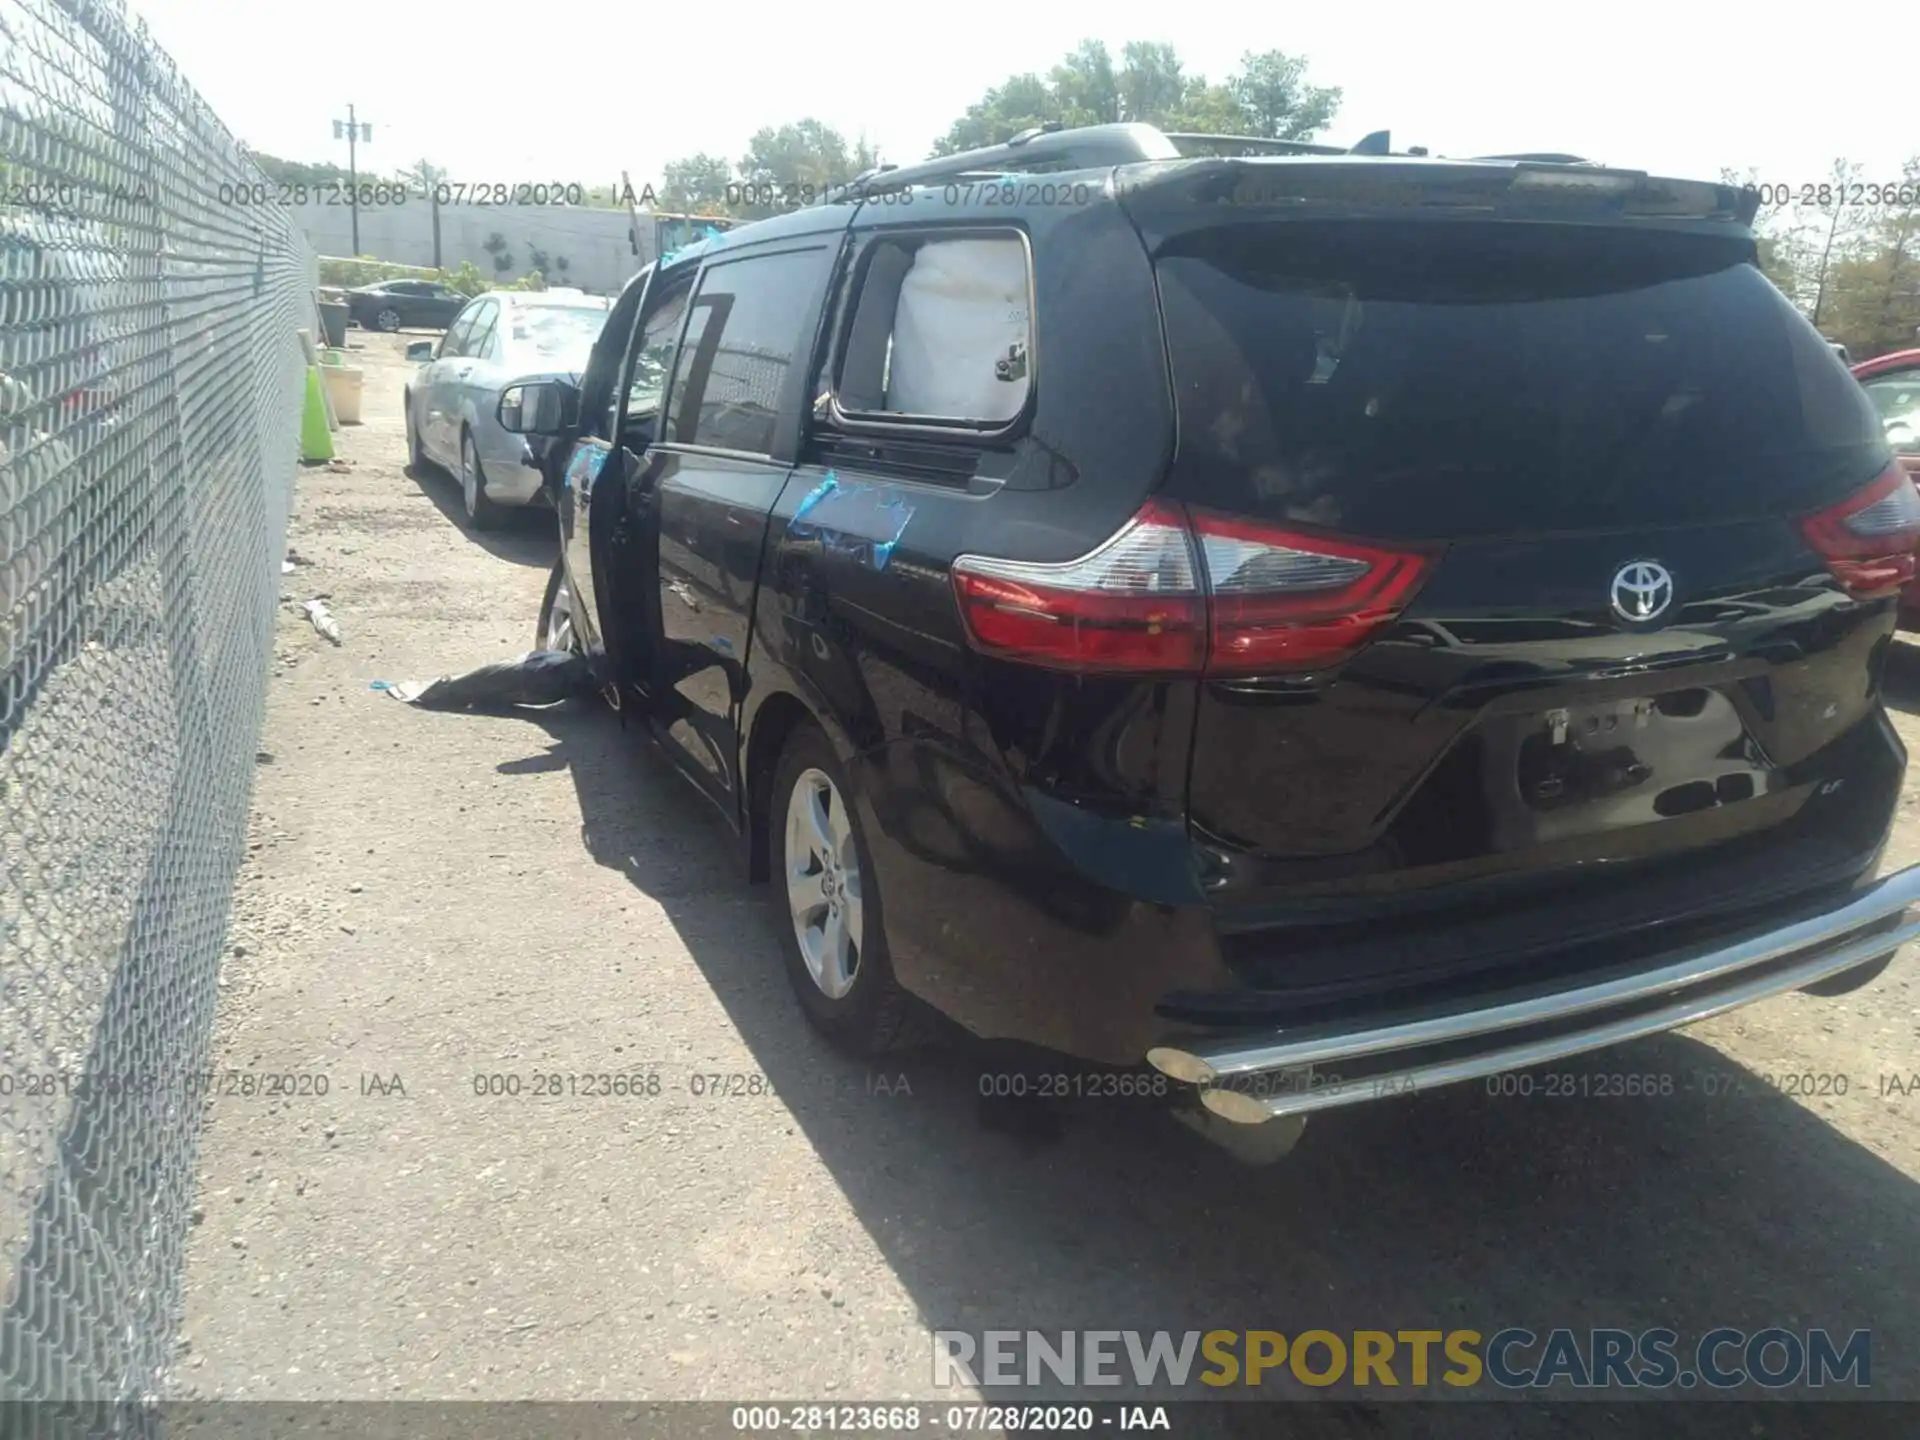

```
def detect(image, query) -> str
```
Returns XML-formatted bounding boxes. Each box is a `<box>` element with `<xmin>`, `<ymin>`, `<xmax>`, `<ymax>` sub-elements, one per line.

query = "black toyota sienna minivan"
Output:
<box><xmin>504</xmin><ymin>123</ymin><xmax>1920</xmax><ymax>1146</ymax></box>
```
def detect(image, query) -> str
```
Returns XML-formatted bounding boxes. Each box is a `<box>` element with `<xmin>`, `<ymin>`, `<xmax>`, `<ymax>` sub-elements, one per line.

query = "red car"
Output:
<box><xmin>1852</xmin><ymin>348</ymin><xmax>1920</xmax><ymax>624</ymax></box>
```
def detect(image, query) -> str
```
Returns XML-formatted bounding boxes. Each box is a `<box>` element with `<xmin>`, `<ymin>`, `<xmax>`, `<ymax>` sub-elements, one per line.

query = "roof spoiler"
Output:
<box><xmin>1116</xmin><ymin>158</ymin><xmax>1763</xmax><ymax>237</ymax></box>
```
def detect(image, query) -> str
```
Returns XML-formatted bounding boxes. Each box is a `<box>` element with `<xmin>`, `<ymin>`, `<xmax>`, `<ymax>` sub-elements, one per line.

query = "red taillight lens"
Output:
<box><xmin>1800</xmin><ymin>460</ymin><xmax>1920</xmax><ymax>599</ymax></box>
<box><xmin>1189</xmin><ymin>508</ymin><xmax>1435</xmax><ymax>673</ymax></box>
<box><xmin>950</xmin><ymin>501</ymin><xmax>1205</xmax><ymax>673</ymax></box>
<box><xmin>951</xmin><ymin>501</ymin><xmax>1436</xmax><ymax>675</ymax></box>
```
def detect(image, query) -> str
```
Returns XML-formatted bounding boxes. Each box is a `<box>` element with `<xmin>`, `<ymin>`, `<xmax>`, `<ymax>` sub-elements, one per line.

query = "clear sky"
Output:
<box><xmin>130</xmin><ymin>0</ymin><xmax>1914</xmax><ymax>192</ymax></box>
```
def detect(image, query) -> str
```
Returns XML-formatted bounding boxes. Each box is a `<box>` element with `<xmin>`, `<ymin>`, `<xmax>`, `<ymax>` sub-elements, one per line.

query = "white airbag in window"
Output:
<box><xmin>886</xmin><ymin>238</ymin><xmax>1029</xmax><ymax>422</ymax></box>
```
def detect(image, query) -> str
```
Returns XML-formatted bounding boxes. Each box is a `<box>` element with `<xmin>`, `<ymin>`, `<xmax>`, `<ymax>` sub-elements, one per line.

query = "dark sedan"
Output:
<box><xmin>346</xmin><ymin>278</ymin><xmax>466</xmax><ymax>332</ymax></box>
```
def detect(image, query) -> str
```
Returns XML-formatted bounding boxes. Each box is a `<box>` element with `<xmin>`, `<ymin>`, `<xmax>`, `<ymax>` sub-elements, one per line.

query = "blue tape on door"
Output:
<box><xmin>787</xmin><ymin>471</ymin><xmax>915</xmax><ymax>571</ymax></box>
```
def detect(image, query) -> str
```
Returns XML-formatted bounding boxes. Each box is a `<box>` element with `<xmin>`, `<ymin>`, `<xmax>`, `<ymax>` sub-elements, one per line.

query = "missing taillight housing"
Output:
<box><xmin>1800</xmin><ymin>460</ymin><xmax>1920</xmax><ymax>600</ymax></box>
<box><xmin>950</xmin><ymin>501</ymin><xmax>1436</xmax><ymax>675</ymax></box>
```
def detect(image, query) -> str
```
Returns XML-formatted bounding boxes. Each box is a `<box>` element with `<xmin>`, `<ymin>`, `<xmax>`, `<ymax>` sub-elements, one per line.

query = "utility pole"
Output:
<box><xmin>332</xmin><ymin>105</ymin><xmax>373</xmax><ymax>254</ymax></box>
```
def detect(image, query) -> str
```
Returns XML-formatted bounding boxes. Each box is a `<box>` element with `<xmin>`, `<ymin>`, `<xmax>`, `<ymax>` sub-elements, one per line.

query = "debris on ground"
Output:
<box><xmin>301</xmin><ymin>598</ymin><xmax>341</xmax><ymax>645</ymax></box>
<box><xmin>372</xmin><ymin>651</ymin><xmax>591</xmax><ymax>710</ymax></box>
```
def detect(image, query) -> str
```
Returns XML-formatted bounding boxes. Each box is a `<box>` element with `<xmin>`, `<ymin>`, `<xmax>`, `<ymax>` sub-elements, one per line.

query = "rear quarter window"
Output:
<box><xmin>1156</xmin><ymin>221</ymin><xmax>1889</xmax><ymax>539</ymax></box>
<box><xmin>834</xmin><ymin>233</ymin><xmax>1032</xmax><ymax>426</ymax></box>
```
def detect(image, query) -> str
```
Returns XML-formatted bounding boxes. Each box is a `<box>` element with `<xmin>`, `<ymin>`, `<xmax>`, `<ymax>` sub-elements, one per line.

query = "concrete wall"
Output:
<box><xmin>290</xmin><ymin>200</ymin><xmax>647</xmax><ymax>294</ymax></box>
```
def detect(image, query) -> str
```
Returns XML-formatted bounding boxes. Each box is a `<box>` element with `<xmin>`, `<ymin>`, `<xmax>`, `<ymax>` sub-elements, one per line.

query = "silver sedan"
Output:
<box><xmin>402</xmin><ymin>290</ymin><xmax>612</xmax><ymax>528</ymax></box>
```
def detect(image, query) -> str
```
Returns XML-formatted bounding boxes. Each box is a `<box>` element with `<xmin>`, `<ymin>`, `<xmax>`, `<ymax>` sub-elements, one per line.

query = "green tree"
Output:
<box><xmin>932</xmin><ymin>41</ymin><xmax>1339</xmax><ymax>154</ymax></box>
<box><xmin>1736</xmin><ymin>161</ymin><xmax>1870</xmax><ymax>323</ymax></box>
<box><xmin>933</xmin><ymin>74</ymin><xmax>1066</xmax><ymax>156</ymax></box>
<box><xmin>1229</xmin><ymin>50</ymin><xmax>1342</xmax><ymax>140</ymax></box>
<box><xmin>1050</xmin><ymin>41</ymin><xmax>1118</xmax><ymax>126</ymax></box>
<box><xmin>661</xmin><ymin>152</ymin><xmax>736</xmax><ymax>214</ymax></box>
<box><xmin>1821</xmin><ymin>156</ymin><xmax>1920</xmax><ymax>359</ymax></box>
<box><xmin>440</xmin><ymin>260</ymin><xmax>490</xmax><ymax>296</ymax></box>
<box><xmin>735</xmin><ymin>119</ymin><xmax>870</xmax><ymax>216</ymax></box>
<box><xmin>246</xmin><ymin>151</ymin><xmax>353</xmax><ymax>187</ymax></box>
<box><xmin>1802</xmin><ymin>159</ymin><xmax>1873</xmax><ymax>329</ymax></box>
<box><xmin>1726</xmin><ymin>166</ymin><xmax>1805</xmax><ymax>301</ymax></box>
<box><xmin>1117</xmin><ymin>42</ymin><xmax>1188</xmax><ymax>124</ymax></box>
<box><xmin>1166</xmin><ymin>83</ymin><xmax>1247</xmax><ymax>135</ymax></box>
<box><xmin>1753</xmin><ymin>232</ymin><xmax>1803</xmax><ymax>302</ymax></box>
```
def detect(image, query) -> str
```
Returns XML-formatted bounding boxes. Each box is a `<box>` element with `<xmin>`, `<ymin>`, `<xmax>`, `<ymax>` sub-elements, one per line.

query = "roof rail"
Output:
<box><xmin>821</xmin><ymin>123</ymin><xmax>1181</xmax><ymax>204</ymax></box>
<box><xmin>816</xmin><ymin>122</ymin><xmax>1434</xmax><ymax>207</ymax></box>
<box><xmin>1470</xmin><ymin>152</ymin><xmax>1595</xmax><ymax>165</ymax></box>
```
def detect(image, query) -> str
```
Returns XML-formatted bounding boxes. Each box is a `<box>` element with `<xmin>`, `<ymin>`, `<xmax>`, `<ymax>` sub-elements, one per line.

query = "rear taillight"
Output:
<box><xmin>949</xmin><ymin>501</ymin><xmax>1205</xmax><ymax>673</ymax></box>
<box><xmin>951</xmin><ymin>501</ymin><xmax>1436</xmax><ymax>675</ymax></box>
<box><xmin>1189</xmin><ymin>508</ymin><xmax>1434</xmax><ymax>672</ymax></box>
<box><xmin>1800</xmin><ymin>460</ymin><xmax>1920</xmax><ymax>599</ymax></box>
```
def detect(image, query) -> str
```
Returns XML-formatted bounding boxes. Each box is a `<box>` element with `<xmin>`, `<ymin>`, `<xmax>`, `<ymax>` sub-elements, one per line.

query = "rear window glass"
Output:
<box><xmin>507</xmin><ymin>304</ymin><xmax>609</xmax><ymax>371</ymax></box>
<box><xmin>1156</xmin><ymin>222</ymin><xmax>1889</xmax><ymax>539</ymax></box>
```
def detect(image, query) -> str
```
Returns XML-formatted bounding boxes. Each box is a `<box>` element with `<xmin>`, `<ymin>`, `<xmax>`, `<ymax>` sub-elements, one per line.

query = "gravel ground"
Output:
<box><xmin>169</xmin><ymin>335</ymin><xmax>1920</xmax><ymax>1420</ymax></box>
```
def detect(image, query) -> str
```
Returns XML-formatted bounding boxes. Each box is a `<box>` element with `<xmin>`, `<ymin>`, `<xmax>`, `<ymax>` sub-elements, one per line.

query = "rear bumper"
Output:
<box><xmin>860</xmin><ymin>723</ymin><xmax>1902</xmax><ymax>1070</ymax></box>
<box><xmin>1147</xmin><ymin>862</ymin><xmax>1920</xmax><ymax>1123</ymax></box>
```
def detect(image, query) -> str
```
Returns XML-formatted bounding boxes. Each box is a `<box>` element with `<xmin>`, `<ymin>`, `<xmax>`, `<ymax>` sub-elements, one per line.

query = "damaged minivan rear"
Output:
<box><xmin>1109</xmin><ymin>166</ymin><xmax>1920</xmax><ymax>1128</ymax></box>
<box><xmin>521</xmin><ymin>133</ymin><xmax>1920</xmax><ymax>1152</ymax></box>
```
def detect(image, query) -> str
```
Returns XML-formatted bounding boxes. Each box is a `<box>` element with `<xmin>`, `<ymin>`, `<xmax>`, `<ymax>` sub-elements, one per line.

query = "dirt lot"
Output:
<box><xmin>169</xmin><ymin>334</ymin><xmax>1920</xmax><ymax>1414</ymax></box>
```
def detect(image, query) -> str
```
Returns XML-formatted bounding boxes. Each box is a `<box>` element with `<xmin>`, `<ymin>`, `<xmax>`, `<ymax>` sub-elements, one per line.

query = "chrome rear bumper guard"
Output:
<box><xmin>1147</xmin><ymin>864</ymin><xmax>1920</xmax><ymax>1125</ymax></box>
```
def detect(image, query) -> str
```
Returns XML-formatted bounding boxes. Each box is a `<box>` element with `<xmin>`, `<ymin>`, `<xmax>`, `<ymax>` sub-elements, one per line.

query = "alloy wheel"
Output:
<box><xmin>543</xmin><ymin>573</ymin><xmax>577</xmax><ymax>653</ymax></box>
<box><xmin>785</xmin><ymin>767</ymin><xmax>862</xmax><ymax>1000</ymax></box>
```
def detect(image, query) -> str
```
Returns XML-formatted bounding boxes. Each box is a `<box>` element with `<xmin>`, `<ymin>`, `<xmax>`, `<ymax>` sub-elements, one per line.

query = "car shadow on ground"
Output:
<box><xmin>404</xmin><ymin>459</ymin><xmax>555</xmax><ymax>566</ymax></box>
<box><xmin>496</xmin><ymin>698</ymin><xmax>1919</xmax><ymax>1434</ymax></box>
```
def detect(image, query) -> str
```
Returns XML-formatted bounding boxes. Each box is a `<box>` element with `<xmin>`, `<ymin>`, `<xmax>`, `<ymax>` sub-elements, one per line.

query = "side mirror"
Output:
<box><xmin>405</xmin><ymin>340</ymin><xmax>435</xmax><ymax>362</ymax></box>
<box><xmin>499</xmin><ymin>379</ymin><xmax>578</xmax><ymax>436</ymax></box>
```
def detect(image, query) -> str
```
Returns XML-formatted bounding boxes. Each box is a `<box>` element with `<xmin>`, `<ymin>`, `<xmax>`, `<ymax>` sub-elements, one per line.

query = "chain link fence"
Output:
<box><xmin>1</xmin><ymin>0</ymin><xmax>316</xmax><ymax>1409</ymax></box>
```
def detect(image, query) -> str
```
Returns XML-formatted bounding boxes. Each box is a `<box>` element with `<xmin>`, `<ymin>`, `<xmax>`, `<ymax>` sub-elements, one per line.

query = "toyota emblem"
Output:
<box><xmin>1610</xmin><ymin>560</ymin><xmax>1674</xmax><ymax>623</ymax></box>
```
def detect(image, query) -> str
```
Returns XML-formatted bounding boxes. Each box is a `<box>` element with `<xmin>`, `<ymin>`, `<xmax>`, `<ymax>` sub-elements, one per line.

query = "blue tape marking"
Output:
<box><xmin>790</xmin><ymin>472</ymin><xmax>839</xmax><ymax>525</ymax></box>
<box><xmin>786</xmin><ymin>470</ymin><xmax>914</xmax><ymax>571</ymax></box>
<box><xmin>564</xmin><ymin>440</ymin><xmax>610</xmax><ymax>493</ymax></box>
<box><xmin>369</xmin><ymin>680</ymin><xmax>392</xmax><ymax>691</ymax></box>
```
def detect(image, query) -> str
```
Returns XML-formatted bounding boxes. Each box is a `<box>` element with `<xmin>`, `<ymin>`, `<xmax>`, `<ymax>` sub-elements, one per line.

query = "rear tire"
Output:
<box><xmin>769</xmin><ymin>722</ymin><xmax>918</xmax><ymax>1055</ymax></box>
<box><xmin>460</xmin><ymin>429</ymin><xmax>504</xmax><ymax>531</ymax></box>
<box><xmin>1799</xmin><ymin>949</ymin><xmax>1897</xmax><ymax>997</ymax></box>
<box><xmin>374</xmin><ymin>306</ymin><xmax>402</xmax><ymax>333</ymax></box>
